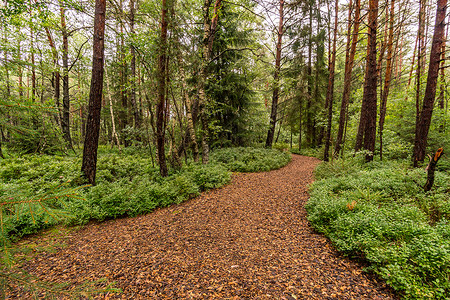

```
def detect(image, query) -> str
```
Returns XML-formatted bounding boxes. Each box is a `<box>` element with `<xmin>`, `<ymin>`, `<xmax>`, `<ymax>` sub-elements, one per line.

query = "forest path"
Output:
<box><xmin>18</xmin><ymin>155</ymin><xmax>397</xmax><ymax>299</ymax></box>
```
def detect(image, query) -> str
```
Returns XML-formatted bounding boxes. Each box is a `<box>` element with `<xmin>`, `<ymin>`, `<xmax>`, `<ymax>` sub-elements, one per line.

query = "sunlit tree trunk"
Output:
<box><xmin>81</xmin><ymin>0</ymin><xmax>106</xmax><ymax>185</ymax></box>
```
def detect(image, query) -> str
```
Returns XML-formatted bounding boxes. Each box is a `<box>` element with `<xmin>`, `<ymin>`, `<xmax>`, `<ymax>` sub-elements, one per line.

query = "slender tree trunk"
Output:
<box><xmin>105</xmin><ymin>68</ymin><xmax>121</xmax><ymax>150</ymax></box>
<box><xmin>60</xmin><ymin>2</ymin><xmax>73</xmax><ymax>149</ymax></box>
<box><xmin>298</xmin><ymin>95</ymin><xmax>302</xmax><ymax>152</ymax></box>
<box><xmin>379</xmin><ymin>0</ymin><xmax>395</xmax><ymax>160</ymax></box>
<box><xmin>81</xmin><ymin>0</ymin><xmax>106</xmax><ymax>185</ymax></box>
<box><xmin>119</xmin><ymin>0</ymin><xmax>129</xmax><ymax>144</ymax></box>
<box><xmin>3</xmin><ymin>29</ymin><xmax>11</xmax><ymax>98</ymax></box>
<box><xmin>265</xmin><ymin>0</ymin><xmax>284</xmax><ymax>148</ymax></box>
<box><xmin>355</xmin><ymin>0</ymin><xmax>378</xmax><ymax>162</ymax></box>
<box><xmin>198</xmin><ymin>0</ymin><xmax>222</xmax><ymax>163</ymax></box>
<box><xmin>414</xmin><ymin>0</ymin><xmax>427</xmax><ymax>142</ymax></box>
<box><xmin>30</xmin><ymin>22</ymin><xmax>36</xmax><ymax>101</ymax></box>
<box><xmin>413</xmin><ymin>0</ymin><xmax>447</xmax><ymax>166</ymax></box>
<box><xmin>323</xmin><ymin>0</ymin><xmax>338</xmax><ymax>162</ymax></box>
<box><xmin>129</xmin><ymin>0</ymin><xmax>141</xmax><ymax>130</ymax></box>
<box><xmin>334</xmin><ymin>0</ymin><xmax>360</xmax><ymax>157</ymax></box>
<box><xmin>438</xmin><ymin>14</ymin><xmax>448</xmax><ymax>110</ymax></box>
<box><xmin>44</xmin><ymin>27</ymin><xmax>61</xmax><ymax>125</ymax></box>
<box><xmin>156</xmin><ymin>0</ymin><xmax>169</xmax><ymax>177</ymax></box>
<box><xmin>0</xmin><ymin>137</ymin><xmax>4</xmax><ymax>159</ymax></box>
<box><xmin>306</xmin><ymin>3</ymin><xmax>313</xmax><ymax>147</ymax></box>
<box><xmin>18</xmin><ymin>40</ymin><xmax>23</xmax><ymax>98</ymax></box>
<box><xmin>180</xmin><ymin>68</ymin><xmax>199</xmax><ymax>162</ymax></box>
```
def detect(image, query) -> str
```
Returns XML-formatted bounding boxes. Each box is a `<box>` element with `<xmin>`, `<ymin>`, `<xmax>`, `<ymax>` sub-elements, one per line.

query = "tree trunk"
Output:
<box><xmin>81</xmin><ymin>0</ymin><xmax>106</xmax><ymax>185</ymax></box>
<box><xmin>424</xmin><ymin>148</ymin><xmax>444</xmax><ymax>191</ymax></box>
<box><xmin>197</xmin><ymin>0</ymin><xmax>222</xmax><ymax>163</ymax></box>
<box><xmin>180</xmin><ymin>68</ymin><xmax>199</xmax><ymax>162</ymax></box>
<box><xmin>44</xmin><ymin>27</ymin><xmax>61</xmax><ymax>125</ymax></box>
<box><xmin>355</xmin><ymin>0</ymin><xmax>378</xmax><ymax>162</ymax></box>
<box><xmin>105</xmin><ymin>68</ymin><xmax>121</xmax><ymax>150</ymax></box>
<box><xmin>265</xmin><ymin>0</ymin><xmax>284</xmax><ymax>148</ymax></box>
<box><xmin>323</xmin><ymin>0</ymin><xmax>338</xmax><ymax>162</ymax></box>
<box><xmin>298</xmin><ymin>95</ymin><xmax>303</xmax><ymax>152</ymax></box>
<box><xmin>129</xmin><ymin>0</ymin><xmax>141</xmax><ymax>130</ymax></box>
<box><xmin>413</xmin><ymin>0</ymin><xmax>447</xmax><ymax>166</ymax></box>
<box><xmin>438</xmin><ymin>14</ymin><xmax>448</xmax><ymax>110</ymax></box>
<box><xmin>60</xmin><ymin>2</ymin><xmax>73</xmax><ymax>149</ymax></box>
<box><xmin>156</xmin><ymin>0</ymin><xmax>169</xmax><ymax>177</ymax></box>
<box><xmin>30</xmin><ymin>23</ymin><xmax>36</xmax><ymax>101</ymax></box>
<box><xmin>119</xmin><ymin>0</ymin><xmax>129</xmax><ymax>145</ymax></box>
<box><xmin>334</xmin><ymin>0</ymin><xmax>360</xmax><ymax>157</ymax></box>
<box><xmin>305</xmin><ymin>3</ymin><xmax>313</xmax><ymax>147</ymax></box>
<box><xmin>414</xmin><ymin>0</ymin><xmax>428</xmax><ymax>150</ymax></box>
<box><xmin>379</xmin><ymin>0</ymin><xmax>395</xmax><ymax>160</ymax></box>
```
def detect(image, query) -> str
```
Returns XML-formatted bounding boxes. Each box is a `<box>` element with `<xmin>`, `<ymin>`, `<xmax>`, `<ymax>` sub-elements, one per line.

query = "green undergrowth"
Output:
<box><xmin>211</xmin><ymin>147</ymin><xmax>291</xmax><ymax>172</ymax></box>
<box><xmin>306</xmin><ymin>153</ymin><xmax>450</xmax><ymax>299</ymax></box>
<box><xmin>0</xmin><ymin>146</ymin><xmax>290</xmax><ymax>245</ymax></box>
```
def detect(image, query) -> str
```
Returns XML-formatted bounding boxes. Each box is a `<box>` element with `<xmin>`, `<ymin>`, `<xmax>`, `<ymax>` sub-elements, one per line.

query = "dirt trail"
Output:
<box><xmin>16</xmin><ymin>155</ymin><xmax>397</xmax><ymax>299</ymax></box>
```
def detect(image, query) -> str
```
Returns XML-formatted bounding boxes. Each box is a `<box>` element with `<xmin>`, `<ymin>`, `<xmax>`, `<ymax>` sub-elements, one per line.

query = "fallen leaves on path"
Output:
<box><xmin>10</xmin><ymin>155</ymin><xmax>397</xmax><ymax>299</ymax></box>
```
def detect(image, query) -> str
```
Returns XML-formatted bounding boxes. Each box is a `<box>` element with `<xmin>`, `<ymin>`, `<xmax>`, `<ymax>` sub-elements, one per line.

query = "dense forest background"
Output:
<box><xmin>0</xmin><ymin>0</ymin><xmax>448</xmax><ymax>179</ymax></box>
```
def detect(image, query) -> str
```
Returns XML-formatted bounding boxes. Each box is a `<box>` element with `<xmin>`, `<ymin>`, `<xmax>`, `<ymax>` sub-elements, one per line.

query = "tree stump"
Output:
<box><xmin>424</xmin><ymin>147</ymin><xmax>444</xmax><ymax>191</ymax></box>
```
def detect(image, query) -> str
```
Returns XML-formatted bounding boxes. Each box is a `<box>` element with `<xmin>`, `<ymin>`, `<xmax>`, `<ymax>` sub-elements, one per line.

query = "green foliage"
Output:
<box><xmin>1</xmin><ymin>147</ymin><xmax>290</xmax><ymax>237</ymax></box>
<box><xmin>307</xmin><ymin>156</ymin><xmax>450</xmax><ymax>299</ymax></box>
<box><xmin>210</xmin><ymin>147</ymin><xmax>291</xmax><ymax>172</ymax></box>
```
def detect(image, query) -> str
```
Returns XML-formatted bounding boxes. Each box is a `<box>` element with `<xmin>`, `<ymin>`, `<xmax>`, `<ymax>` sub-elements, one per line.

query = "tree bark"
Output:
<box><xmin>129</xmin><ymin>0</ymin><xmax>141</xmax><ymax>130</ymax></box>
<box><xmin>438</xmin><ymin>14</ymin><xmax>448</xmax><ymax>110</ymax></box>
<box><xmin>81</xmin><ymin>0</ymin><xmax>106</xmax><ymax>185</ymax></box>
<box><xmin>355</xmin><ymin>0</ymin><xmax>378</xmax><ymax>162</ymax></box>
<box><xmin>60</xmin><ymin>1</ymin><xmax>73</xmax><ymax>149</ymax></box>
<box><xmin>333</xmin><ymin>0</ymin><xmax>360</xmax><ymax>157</ymax></box>
<box><xmin>323</xmin><ymin>0</ymin><xmax>338</xmax><ymax>162</ymax></box>
<box><xmin>265</xmin><ymin>0</ymin><xmax>284</xmax><ymax>148</ymax></box>
<box><xmin>105</xmin><ymin>68</ymin><xmax>121</xmax><ymax>150</ymax></box>
<box><xmin>156</xmin><ymin>0</ymin><xmax>169</xmax><ymax>177</ymax></box>
<box><xmin>413</xmin><ymin>0</ymin><xmax>447</xmax><ymax>166</ymax></box>
<box><xmin>44</xmin><ymin>27</ymin><xmax>61</xmax><ymax>125</ymax></box>
<box><xmin>305</xmin><ymin>2</ymin><xmax>313</xmax><ymax>147</ymax></box>
<box><xmin>379</xmin><ymin>0</ymin><xmax>395</xmax><ymax>160</ymax></box>
<box><xmin>424</xmin><ymin>148</ymin><xmax>444</xmax><ymax>191</ymax></box>
<box><xmin>414</xmin><ymin>0</ymin><xmax>428</xmax><ymax>149</ymax></box>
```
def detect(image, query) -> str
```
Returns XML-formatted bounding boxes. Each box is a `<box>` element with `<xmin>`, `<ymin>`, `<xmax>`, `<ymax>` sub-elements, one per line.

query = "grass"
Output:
<box><xmin>306</xmin><ymin>152</ymin><xmax>450</xmax><ymax>299</ymax></box>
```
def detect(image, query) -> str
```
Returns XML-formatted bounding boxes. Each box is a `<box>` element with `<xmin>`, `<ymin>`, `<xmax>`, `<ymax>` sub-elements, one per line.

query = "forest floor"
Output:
<box><xmin>10</xmin><ymin>155</ymin><xmax>398</xmax><ymax>299</ymax></box>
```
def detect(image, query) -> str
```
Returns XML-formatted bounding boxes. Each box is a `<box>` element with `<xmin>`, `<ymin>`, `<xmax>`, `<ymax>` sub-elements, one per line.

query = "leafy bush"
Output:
<box><xmin>1</xmin><ymin>146</ymin><xmax>291</xmax><ymax>237</ymax></box>
<box><xmin>307</xmin><ymin>156</ymin><xmax>450</xmax><ymax>299</ymax></box>
<box><xmin>210</xmin><ymin>147</ymin><xmax>291</xmax><ymax>172</ymax></box>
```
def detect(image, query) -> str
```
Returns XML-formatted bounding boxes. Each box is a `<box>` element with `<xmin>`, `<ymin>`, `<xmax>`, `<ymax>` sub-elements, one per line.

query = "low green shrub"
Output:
<box><xmin>307</xmin><ymin>156</ymin><xmax>450</xmax><ymax>299</ymax></box>
<box><xmin>211</xmin><ymin>147</ymin><xmax>291</xmax><ymax>172</ymax></box>
<box><xmin>2</xmin><ymin>147</ymin><xmax>290</xmax><ymax>241</ymax></box>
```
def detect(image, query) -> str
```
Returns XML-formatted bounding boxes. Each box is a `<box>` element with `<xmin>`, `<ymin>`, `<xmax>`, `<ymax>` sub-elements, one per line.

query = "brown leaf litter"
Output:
<box><xmin>8</xmin><ymin>155</ymin><xmax>398</xmax><ymax>299</ymax></box>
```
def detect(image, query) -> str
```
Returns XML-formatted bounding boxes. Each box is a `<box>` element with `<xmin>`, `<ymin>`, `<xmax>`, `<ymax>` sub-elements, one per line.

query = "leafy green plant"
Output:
<box><xmin>0</xmin><ymin>182</ymin><xmax>120</xmax><ymax>299</ymax></box>
<box><xmin>211</xmin><ymin>147</ymin><xmax>291</xmax><ymax>172</ymax></box>
<box><xmin>307</xmin><ymin>156</ymin><xmax>450</xmax><ymax>299</ymax></box>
